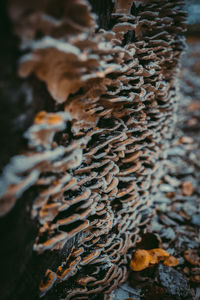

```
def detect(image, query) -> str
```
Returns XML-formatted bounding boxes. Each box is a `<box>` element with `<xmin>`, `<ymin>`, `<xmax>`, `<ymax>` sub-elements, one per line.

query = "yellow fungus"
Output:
<box><xmin>148</xmin><ymin>248</ymin><xmax>169</xmax><ymax>264</ymax></box>
<box><xmin>130</xmin><ymin>249</ymin><xmax>151</xmax><ymax>271</ymax></box>
<box><xmin>163</xmin><ymin>256</ymin><xmax>179</xmax><ymax>267</ymax></box>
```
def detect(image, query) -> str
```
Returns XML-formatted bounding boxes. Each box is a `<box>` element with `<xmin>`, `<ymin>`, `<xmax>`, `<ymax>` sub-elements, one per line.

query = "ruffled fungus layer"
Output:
<box><xmin>0</xmin><ymin>0</ymin><xmax>186</xmax><ymax>299</ymax></box>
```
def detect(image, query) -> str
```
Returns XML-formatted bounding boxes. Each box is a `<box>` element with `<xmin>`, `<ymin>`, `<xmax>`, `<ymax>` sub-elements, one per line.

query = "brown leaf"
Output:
<box><xmin>187</xmin><ymin>101</ymin><xmax>200</xmax><ymax>112</ymax></box>
<box><xmin>190</xmin><ymin>275</ymin><xmax>200</xmax><ymax>283</ymax></box>
<box><xmin>165</xmin><ymin>192</ymin><xmax>175</xmax><ymax>198</ymax></box>
<box><xmin>186</xmin><ymin>118</ymin><xmax>198</xmax><ymax>127</ymax></box>
<box><xmin>184</xmin><ymin>249</ymin><xmax>200</xmax><ymax>267</ymax></box>
<box><xmin>181</xmin><ymin>181</ymin><xmax>194</xmax><ymax>196</ymax></box>
<box><xmin>183</xmin><ymin>267</ymin><xmax>190</xmax><ymax>275</ymax></box>
<box><xmin>178</xmin><ymin>136</ymin><xmax>194</xmax><ymax>144</ymax></box>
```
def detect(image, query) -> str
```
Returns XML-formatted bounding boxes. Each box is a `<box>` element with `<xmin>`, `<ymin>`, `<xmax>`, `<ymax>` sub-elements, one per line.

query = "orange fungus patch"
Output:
<box><xmin>130</xmin><ymin>249</ymin><xmax>151</xmax><ymax>271</ymax></box>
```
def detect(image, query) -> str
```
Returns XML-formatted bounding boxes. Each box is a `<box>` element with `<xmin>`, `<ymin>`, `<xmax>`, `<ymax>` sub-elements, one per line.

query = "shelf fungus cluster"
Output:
<box><xmin>0</xmin><ymin>0</ymin><xmax>186</xmax><ymax>299</ymax></box>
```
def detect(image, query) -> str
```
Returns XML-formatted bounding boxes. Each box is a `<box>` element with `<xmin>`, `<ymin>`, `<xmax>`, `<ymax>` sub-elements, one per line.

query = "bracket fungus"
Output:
<box><xmin>0</xmin><ymin>0</ymin><xmax>186</xmax><ymax>299</ymax></box>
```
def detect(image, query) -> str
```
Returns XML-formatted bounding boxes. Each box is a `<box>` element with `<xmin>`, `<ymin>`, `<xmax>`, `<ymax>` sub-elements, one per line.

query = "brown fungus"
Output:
<box><xmin>0</xmin><ymin>0</ymin><xmax>186</xmax><ymax>299</ymax></box>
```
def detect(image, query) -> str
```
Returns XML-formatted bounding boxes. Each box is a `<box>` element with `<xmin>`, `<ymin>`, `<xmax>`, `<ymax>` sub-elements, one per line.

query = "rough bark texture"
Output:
<box><xmin>0</xmin><ymin>1</ymin><xmax>186</xmax><ymax>299</ymax></box>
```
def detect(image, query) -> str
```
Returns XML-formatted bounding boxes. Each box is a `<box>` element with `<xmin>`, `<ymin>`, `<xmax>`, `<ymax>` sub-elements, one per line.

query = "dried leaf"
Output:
<box><xmin>165</xmin><ymin>192</ymin><xmax>175</xmax><ymax>198</ymax></box>
<box><xmin>178</xmin><ymin>136</ymin><xmax>194</xmax><ymax>144</ymax></box>
<box><xmin>183</xmin><ymin>267</ymin><xmax>190</xmax><ymax>275</ymax></box>
<box><xmin>187</xmin><ymin>101</ymin><xmax>200</xmax><ymax>112</ymax></box>
<box><xmin>184</xmin><ymin>249</ymin><xmax>200</xmax><ymax>267</ymax></box>
<box><xmin>191</xmin><ymin>268</ymin><xmax>200</xmax><ymax>275</ymax></box>
<box><xmin>181</xmin><ymin>181</ymin><xmax>194</xmax><ymax>196</ymax></box>
<box><xmin>190</xmin><ymin>275</ymin><xmax>200</xmax><ymax>283</ymax></box>
<box><xmin>186</xmin><ymin>118</ymin><xmax>198</xmax><ymax>127</ymax></box>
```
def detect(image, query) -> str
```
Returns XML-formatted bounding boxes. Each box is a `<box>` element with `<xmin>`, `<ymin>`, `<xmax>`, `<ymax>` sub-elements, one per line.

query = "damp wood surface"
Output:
<box><xmin>0</xmin><ymin>1</ymin><xmax>193</xmax><ymax>300</ymax></box>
